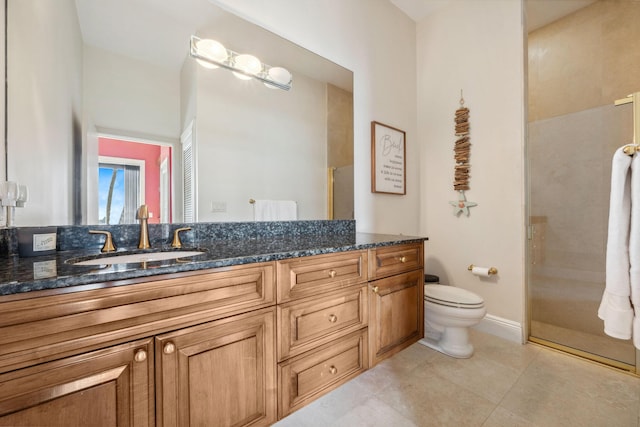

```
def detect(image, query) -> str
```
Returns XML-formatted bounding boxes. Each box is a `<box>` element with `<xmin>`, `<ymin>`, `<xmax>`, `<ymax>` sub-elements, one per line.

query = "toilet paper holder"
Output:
<box><xmin>468</xmin><ymin>264</ymin><xmax>498</xmax><ymax>275</ymax></box>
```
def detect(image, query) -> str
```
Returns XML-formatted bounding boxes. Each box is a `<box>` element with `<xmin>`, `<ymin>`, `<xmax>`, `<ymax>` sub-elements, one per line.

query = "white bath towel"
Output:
<box><xmin>631</xmin><ymin>153</ymin><xmax>640</xmax><ymax>348</ymax></box>
<box><xmin>253</xmin><ymin>200</ymin><xmax>297</xmax><ymax>221</ymax></box>
<box><xmin>598</xmin><ymin>147</ymin><xmax>634</xmax><ymax>340</ymax></box>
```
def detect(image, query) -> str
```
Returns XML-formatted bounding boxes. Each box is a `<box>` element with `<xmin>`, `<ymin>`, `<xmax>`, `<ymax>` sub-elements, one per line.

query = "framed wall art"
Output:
<box><xmin>371</xmin><ymin>121</ymin><xmax>406</xmax><ymax>195</ymax></box>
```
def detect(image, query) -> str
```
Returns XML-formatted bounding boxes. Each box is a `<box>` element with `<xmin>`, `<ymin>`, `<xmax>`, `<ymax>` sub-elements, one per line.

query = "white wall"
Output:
<box><xmin>83</xmin><ymin>46</ymin><xmax>181</xmax><ymax>140</ymax></box>
<box><xmin>212</xmin><ymin>0</ymin><xmax>420</xmax><ymax>235</ymax></box>
<box><xmin>7</xmin><ymin>0</ymin><xmax>83</xmax><ymax>226</ymax></box>
<box><xmin>83</xmin><ymin>46</ymin><xmax>182</xmax><ymax>224</ymax></box>
<box><xmin>417</xmin><ymin>1</ymin><xmax>526</xmax><ymax>334</ymax></box>
<box><xmin>194</xmin><ymin>65</ymin><xmax>328</xmax><ymax>221</ymax></box>
<box><xmin>0</xmin><ymin>3</ymin><xmax>5</xmax><ymax>184</ymax></box>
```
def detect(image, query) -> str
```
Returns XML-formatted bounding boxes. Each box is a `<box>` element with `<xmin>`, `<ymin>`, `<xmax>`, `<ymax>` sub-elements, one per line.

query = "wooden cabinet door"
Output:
<box><xmin>0</xmin><ymin>338</ymin><xmax>154</xmax><ymax>427</ymax></box>
<box><xmin>156</xmin><ymin>307</ymin><xmax>276</xmax><ymax>427</ymax></box>
<box><xmin>369</xmin><ymin>269</ymin><xmax>424</xmax><ymax>366</ymax></box>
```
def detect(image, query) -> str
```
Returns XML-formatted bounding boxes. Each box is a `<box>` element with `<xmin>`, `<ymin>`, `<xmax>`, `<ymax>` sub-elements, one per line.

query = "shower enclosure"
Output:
<box><xmin>528</xmin><ymin>101</ymin><xmax>636</xmax><ymax>370</ymax></box>
<box><xmin>527</xmin><ymin>1</ymin><xmax>640</xmax><ymax>371</ymax></box>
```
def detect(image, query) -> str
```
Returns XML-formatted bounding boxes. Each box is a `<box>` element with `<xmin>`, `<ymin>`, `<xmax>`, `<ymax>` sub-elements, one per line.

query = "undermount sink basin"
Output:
<box><xmin>69</xmin><ymin>250</ymin><xmax>205</xmax><ymax>266</ymax></box>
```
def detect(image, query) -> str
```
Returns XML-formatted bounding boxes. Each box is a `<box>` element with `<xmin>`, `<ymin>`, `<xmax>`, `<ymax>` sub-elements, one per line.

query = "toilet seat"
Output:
<box><xmin>424</xmin><ymin>284</ymin><xmax>484</xmax><ymax>309</ymax></box>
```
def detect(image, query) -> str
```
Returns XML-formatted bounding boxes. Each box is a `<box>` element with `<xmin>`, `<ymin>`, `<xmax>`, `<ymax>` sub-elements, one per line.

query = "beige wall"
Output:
<box><xmin>528</xmin><ymin>0</ymin><xmax>640</xmax><ymax>122</ymax></box>
<box><xmin>417</xmin><ymin>1</ymin><xmax>526</xmax><ymax>336</ymax></box>
<box><xmin>327</xmin><ymin>84</ymin><xmax>354</xmax><ymax>168</ymax></box>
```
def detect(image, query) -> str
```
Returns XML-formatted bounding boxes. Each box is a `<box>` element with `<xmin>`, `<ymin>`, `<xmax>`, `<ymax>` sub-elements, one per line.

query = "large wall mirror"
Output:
<box><xmin>6</xmin><ymin>0</ymin><xmax>353</xmax><ymax>227</ymax></box>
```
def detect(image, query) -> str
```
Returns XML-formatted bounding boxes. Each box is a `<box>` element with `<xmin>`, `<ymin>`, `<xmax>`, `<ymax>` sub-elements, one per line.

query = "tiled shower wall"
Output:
<box><xmin>528</xmin><ymin>0</ymin><xmax>640</xmax><ymax>122</ymax></box>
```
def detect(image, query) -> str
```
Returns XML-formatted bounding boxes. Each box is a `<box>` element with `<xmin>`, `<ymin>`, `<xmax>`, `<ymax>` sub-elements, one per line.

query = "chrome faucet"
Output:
<box><xmin>137</xmin><ymin>204</ymin><xmax>151</xmax><ymax>249</ymax></box>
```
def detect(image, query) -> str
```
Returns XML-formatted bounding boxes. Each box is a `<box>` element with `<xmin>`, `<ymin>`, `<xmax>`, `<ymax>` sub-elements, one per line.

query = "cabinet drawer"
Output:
<box><xmin>277</xmin><ymin>251</ymin><xmax>367</xmax><ymax>303</ymax></box>
<box><xmin>368</xmin><ymin>243</ymin><xmax>423</xmax><ymax>279</ymax></box>
<box><xmin>278</xmin><ymin>329</ymin><xmax>368</xmax><ymax>417</ymax></box>
<box><xmin>277</xmin><ymin>285</ymin><xmax>368</xmax><ymax>361</ymax></box>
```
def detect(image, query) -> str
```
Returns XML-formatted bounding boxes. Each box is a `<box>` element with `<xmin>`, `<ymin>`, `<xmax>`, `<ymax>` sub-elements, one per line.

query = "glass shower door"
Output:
<box><xmin>528</xmin><ymin>102</ymin><xmax>636</xmax><ymax>369</ymax></box>
<box><xmin>526</xmin><ymin>0</ymin><xmax>640</xmax><ymax>371</ymax></box>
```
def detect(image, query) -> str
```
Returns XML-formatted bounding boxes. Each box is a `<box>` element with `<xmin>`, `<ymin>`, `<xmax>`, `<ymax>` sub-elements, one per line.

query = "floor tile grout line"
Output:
<box><xmin>480</xmin><ymin>344</ymin><xmax>544</xmax><ymax>426</ymax></box>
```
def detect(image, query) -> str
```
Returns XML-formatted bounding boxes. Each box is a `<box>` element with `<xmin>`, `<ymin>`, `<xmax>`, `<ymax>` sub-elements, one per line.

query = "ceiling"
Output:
<box><xmin>389</xmin><ymin>0</ymin><xmax>598</xmax><ymax>31</ymax></box>
<box><xmin>75</xmin><ymin>0</ymin><xmax>598</xmax><ymax>84</ymax></box>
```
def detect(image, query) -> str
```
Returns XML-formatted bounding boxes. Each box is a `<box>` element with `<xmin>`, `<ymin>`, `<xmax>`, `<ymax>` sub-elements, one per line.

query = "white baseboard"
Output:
<box><xmin>472</xmin><ymin>314</ymin><xmax>523</xmax><ymax>344</ymax></box>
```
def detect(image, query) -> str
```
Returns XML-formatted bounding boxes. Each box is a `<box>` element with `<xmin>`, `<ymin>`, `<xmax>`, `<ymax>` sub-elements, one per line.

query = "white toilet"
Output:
<box><xmin>419</xmin><ymin>284</ymin><xmax>486</xmax><ymax>358</ymax></box>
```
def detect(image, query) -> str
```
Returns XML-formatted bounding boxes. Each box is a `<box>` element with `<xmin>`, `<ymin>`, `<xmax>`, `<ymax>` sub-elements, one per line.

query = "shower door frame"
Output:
<box><xmin>525</xmin><ymin>92</ymin><xmax>640</xmax><ymax>374</ymax></box>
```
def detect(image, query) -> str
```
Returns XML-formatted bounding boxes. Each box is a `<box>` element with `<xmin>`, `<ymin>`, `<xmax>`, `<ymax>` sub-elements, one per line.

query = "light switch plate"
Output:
<box><xmin>211</xmin><ymin>201</ymin><xmax>227</xmax><ymax>213</ymax></box>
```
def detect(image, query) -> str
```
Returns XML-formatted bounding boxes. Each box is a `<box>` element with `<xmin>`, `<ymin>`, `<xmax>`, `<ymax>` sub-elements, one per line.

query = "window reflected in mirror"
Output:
<box><xmin>97</xmin><ymin>137</ymin><xmax>173</xmax><ymax>224</ymax></box>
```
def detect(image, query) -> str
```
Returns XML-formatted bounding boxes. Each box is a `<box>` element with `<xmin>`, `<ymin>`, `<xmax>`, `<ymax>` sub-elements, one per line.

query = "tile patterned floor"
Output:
<box><xmin>273</xmin><ymin>330</ymin><xmax>640</xmax><ymax>427</ymax></box>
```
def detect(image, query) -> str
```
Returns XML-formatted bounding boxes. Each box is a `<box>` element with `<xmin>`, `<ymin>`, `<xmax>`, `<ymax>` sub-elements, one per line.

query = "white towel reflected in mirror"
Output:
<box><xmin>253</xmin><ymin>200</ymin><xmax>297</xmax><ymax>221</ymax></box>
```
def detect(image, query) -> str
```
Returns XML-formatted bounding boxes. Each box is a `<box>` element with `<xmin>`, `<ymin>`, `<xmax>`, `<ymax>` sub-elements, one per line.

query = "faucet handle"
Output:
<box><xmin>89</xmin><ymin>230</ymin><xmax>116</xmax><ymax>253</ymax></box>
<box><xmin>171</xmin><ymin>227</ymin><xmax>192</xmax><ymax>249</ymax></box>
<box><xmin>137</xmin><ymin>204</ymin><xmax>149</xmax><ymax>220</ymax></box>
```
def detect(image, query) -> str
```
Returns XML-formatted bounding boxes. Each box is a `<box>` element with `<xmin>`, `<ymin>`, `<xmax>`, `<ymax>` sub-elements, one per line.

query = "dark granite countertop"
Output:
<box><xmin>0</xmin><ymin>232</ymin><xmax>426</xmax><ymax>296</ymax></box>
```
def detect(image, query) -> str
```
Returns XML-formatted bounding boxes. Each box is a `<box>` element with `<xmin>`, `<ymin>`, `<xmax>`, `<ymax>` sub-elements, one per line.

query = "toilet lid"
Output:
<box><xmin>424</xmin><ymin>284</ymin><xmax>484</xmax><ymax>308</ymax></box>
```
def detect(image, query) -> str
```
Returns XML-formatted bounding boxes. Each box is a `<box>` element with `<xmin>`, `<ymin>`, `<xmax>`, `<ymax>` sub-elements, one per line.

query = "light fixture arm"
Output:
<box><xmin>189</xmin><ymin>35</ymin><xmax>292</xmax><ymax>91</ymax></box>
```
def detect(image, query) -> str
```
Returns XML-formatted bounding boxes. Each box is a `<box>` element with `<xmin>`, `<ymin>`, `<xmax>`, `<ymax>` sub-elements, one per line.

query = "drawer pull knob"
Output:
<box><xmin>329</xmin><ymin>365</ymin><xmax>338</xmax><ymax>375</ymax></box>
<box><xmin>372</xmin><ymin>286</ymin><xmax>379</xmax><ymax>294</ymax></box>
<box><xmin>328</xmin><ymin>314</ymin><xmax>338</xmax><ymax>323</ymax></box>
<box><xmin>163</xmin><ymin>342</ymin><xmax>176</xmax><ymax>355</ymax></box>
<box><xmin>399</xmin><ymin>256</ymin><xmax>407</xmax><ymax>263</ymax></box>
<box><xmin>329</xmin><ymin>270</ymin><xmax>337</xmax><ymax>278</ymax></box>
<box><xmin>134</xmin><ymin>349</ymin><xmax>147</xmax><ymax>363</ymax></box>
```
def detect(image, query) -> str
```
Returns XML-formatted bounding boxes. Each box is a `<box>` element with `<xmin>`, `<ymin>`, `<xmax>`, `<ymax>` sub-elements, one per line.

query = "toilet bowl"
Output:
<box><xmin>419</xmin><ymin>284</ymin><xmax>486</xmax><ymax>358</ymax></box>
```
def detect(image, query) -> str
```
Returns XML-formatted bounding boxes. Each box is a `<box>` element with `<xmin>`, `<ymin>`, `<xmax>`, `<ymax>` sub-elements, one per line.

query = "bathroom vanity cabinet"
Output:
<box><xmin>0</xmin><ymin>241</ymin><xmax>423</xmax><ymax>426</ymax></box>
<box><xmin>0</xmin><ymin>262</ymin><xmax>277</xmax><ymax>427</ymax></box>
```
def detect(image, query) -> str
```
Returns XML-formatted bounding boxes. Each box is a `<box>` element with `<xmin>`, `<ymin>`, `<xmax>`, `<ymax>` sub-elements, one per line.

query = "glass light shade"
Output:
<box><xmin>195</xmin><ymin>39</ymin><xmax>227</xmax><ymax>69</ymax></box>
<box><xmin>264</xmin><ymin>67</ymin><xmax>292</xmax><ymax>89</ymax></box>
<box><xmin>233</xmin><ymin>54</ymin><xmax>262</xmax><ymax>80</ymax></box>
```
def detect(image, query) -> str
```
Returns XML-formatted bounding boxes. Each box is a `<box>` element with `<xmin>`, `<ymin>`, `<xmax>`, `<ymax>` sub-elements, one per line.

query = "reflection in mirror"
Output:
<box><xmin>98</xmin><ymin>137</ymin><xmax>173</xmax><ymax>225</ymax></box>
<box><xmin>6</xmin><ymin>0</ymin><xmax>353</xmax><ymax>227</ymax></box>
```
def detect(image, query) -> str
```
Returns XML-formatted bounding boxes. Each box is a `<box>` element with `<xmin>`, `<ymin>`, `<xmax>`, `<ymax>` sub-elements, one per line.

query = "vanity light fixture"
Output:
<box><xmin>190</xmin><ymin>35</ymin><xmax>292</xmax><ymax>91</ymax></box>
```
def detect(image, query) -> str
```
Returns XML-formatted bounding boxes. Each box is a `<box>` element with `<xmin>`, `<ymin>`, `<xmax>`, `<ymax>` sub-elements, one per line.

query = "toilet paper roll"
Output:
<box><xmin>471</xmin><ymin>266</ymin><xmax>491</xmax><ymax>277</ymax></box>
